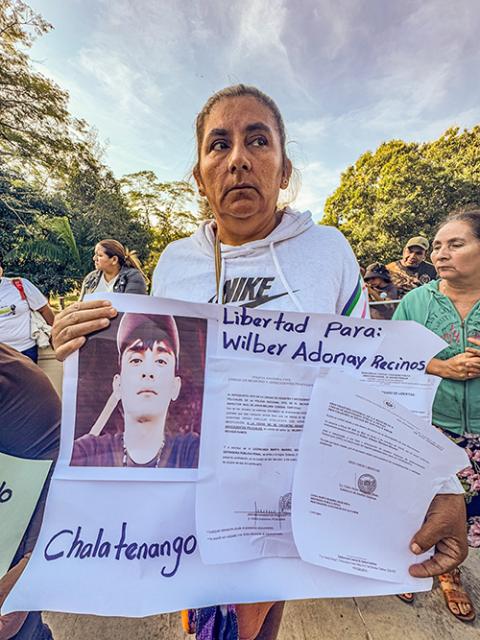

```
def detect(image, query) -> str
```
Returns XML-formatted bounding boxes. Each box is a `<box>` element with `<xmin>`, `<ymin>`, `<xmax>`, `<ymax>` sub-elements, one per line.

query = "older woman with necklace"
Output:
<box><xmin>394</xmin><ymin>208</ymin><xmax>480</xmax><ymax>623</ymax></box>
<box><xmin>52</xmin><ymin>85</ymin><xmax>468</xmax><ymax>640</ymax></box>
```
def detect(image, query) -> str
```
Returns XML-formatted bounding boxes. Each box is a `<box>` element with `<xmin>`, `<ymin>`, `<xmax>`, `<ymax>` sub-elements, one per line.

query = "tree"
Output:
<box><xmin>0</xmin><ymin>2</ymin><xmax>154</xmax><ymax>293</ymax></box>
<box><xmin>120</xmin><ymin>171</ymin><xmax>198</xmax><ymax>273</ymax></box>
<box><xmin>0</xmin><ymin>166</ymin><xmax>82</xmax><ymax>294</ymax></box>
<box><xmin>64</xmin><ymin>166</ymin><xmax>154</xmax><ymax>277</ymax></box>
<box><xmin>0</xmin><ymin>0</ymin><xmax>96</xmax><ymax>178</ymax></box>
<box><xmin>322</xmin><ymin>128</ymin><xmax>480</xmax><ymax>265</ymax></box>
<box><xmin>19</xmin><ymin>215</ymin><xmax>81</xmax><ymax>266</ymax></box>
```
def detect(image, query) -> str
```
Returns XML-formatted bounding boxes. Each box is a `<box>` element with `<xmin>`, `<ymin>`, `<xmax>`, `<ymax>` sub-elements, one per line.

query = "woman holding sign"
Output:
<box><xmin>52</xmin><ymin>85</ymin><xmax>468</xmax><ymax>640</ymax></box>
<box><xmin>394</xmin><ymin>207</ymin><xmax>480</xmax><ymax>623</ymax></box>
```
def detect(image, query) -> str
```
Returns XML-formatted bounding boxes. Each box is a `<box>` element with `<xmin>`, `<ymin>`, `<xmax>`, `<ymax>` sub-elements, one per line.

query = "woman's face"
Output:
<box><xmin>194</xmin><ymin>96</ymin><xmax>291</xmax><ymax>243</ymax></box>
<box><xmin>93</xmin><ymin>244</ymin><xmax>118</xmax><ymax>272</ymax></box>
<box><xmin>431</xmin><ymin>221</ymin><xmax>480</xmax><ymax>282</ymax></box>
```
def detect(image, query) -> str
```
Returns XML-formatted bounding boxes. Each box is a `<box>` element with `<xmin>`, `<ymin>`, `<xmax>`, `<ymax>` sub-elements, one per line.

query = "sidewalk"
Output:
<box><xmin>44</xmin><ymin>552</ymin><xmax>479</xmax><ymax>640</ymax></box>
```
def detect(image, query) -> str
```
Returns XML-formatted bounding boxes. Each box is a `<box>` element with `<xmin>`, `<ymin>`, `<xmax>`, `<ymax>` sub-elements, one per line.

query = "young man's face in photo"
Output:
<box><xmin>114</xmin><ymin>339</ymin><xmax>181</xmax><ymax>422</ymax></box>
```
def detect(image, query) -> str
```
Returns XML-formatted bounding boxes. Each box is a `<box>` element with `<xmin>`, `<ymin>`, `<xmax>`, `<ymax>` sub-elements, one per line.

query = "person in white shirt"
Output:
<box><xmin>0</xmin><ymin>262</ymin><xmax>54</xmax><ymax>362</ymax></box>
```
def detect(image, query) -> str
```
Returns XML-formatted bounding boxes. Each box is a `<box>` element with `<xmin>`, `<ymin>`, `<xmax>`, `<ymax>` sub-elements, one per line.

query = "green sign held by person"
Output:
<box><xmin>0</xmin><ymin>452</ymin><xmax>51</xmax><ymax>579</ymax></box>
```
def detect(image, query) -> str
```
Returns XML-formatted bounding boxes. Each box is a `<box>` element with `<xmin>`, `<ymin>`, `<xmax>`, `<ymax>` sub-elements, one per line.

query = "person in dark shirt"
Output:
<box><xmin>0</xmin><ymin>343</ymin><xmax>60</xmax><ymax>639</ymax></box>
<box><xmin>386</xmin><ymin>236</ymin><xmax>437</xmax><ymax>298</ymax></box>
<box><xmin>71</xmin><ymin>313</ymin><xmax>199</xmax><ymax>469</ymax></box>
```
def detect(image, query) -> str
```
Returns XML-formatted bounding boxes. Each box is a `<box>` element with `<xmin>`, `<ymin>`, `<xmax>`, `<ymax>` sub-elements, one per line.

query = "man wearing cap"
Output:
<box><xmin>386</xmin><ymin>236</ymin><xmax>437</xmax><ymax>298</ymax></box>
<box><xmin>364</xmin><ymin>263</ymin><xmax>399</xmax><ymax>320</ymax></box>
<box><xmin>71</xmin><ymin>313</ymin><xmax>199</xmax><ymax>469</ymax></box>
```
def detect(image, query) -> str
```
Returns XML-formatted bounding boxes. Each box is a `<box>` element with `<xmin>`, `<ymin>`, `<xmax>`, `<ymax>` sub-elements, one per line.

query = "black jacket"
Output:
<box><xmin>80</xmin><ymin>266</ymin><xmax>148</xmax><ymax>299</ymax></box>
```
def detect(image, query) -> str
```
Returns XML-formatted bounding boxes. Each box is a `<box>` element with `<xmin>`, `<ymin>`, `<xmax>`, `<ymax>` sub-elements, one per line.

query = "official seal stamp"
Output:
<box><xmin>357</xmin><ymin>473</ymin><xmax>377</xmax><ymax>495</ymax></box>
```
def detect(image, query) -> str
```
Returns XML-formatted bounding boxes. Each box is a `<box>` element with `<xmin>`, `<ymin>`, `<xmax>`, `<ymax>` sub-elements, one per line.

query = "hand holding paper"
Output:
<box><xmin>409</xmin><ymin>493</ymin><xmax>468</xmax><ymax>578</ymax></box>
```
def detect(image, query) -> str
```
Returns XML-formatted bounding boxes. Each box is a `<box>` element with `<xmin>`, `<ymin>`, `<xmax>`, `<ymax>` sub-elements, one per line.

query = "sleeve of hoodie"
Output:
<box><xmin>151</xmin><ymin>249</ymin><xmax>168</xmax><ymax>297</ymax></box>
<box><xmin>336</xmin><ymin>232</ymin><xmax>370</xmax><ymax>319</ymax></box>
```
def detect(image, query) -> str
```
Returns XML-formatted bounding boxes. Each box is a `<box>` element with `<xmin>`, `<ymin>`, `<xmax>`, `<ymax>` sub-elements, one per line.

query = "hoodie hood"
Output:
<box><xmin>191</xmin><ymin>208</ymin><xmax>314</xmax><ymax>258</ymax></box>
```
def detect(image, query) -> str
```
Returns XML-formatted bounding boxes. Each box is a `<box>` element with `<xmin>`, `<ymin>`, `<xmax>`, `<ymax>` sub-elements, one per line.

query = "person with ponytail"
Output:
<box><xmin>79</xmin><ymin>239</ymin><xmax>148</xmax><ymax>299</ymax></box>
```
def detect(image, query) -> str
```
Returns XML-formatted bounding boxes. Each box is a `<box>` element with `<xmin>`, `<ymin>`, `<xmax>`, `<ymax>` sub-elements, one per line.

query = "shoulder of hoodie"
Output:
<box><xmin>156</xmin><ymin>235</ymin><xmax>201</xmax><ymax>264</ymax></box>
<box><xmin>286</xmin><ymin>222</ymin><xmax>353</xmax><ymax>250</ymax></box>
<box><xmin>154</xmin><ymin>218</ymin><xmax>353</xmax><ymax>264</ymax></box>
<box><xmin>277</xmin><ymin>222</ymin><xmax>357</xmax><ymax>267</ymax></box>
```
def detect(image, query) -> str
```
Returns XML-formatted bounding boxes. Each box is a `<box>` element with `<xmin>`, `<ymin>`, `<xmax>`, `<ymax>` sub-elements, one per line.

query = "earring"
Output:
<box><xmin>281</xmin><ymin>179</ymin><xmax>288</xmax><ymax>188</ymax></box>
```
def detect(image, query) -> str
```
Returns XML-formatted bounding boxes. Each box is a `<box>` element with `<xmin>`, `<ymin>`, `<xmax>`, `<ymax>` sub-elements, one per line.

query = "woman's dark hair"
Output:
<box><xmin>436</xmin><ymin>205</ymin><xmax>480</xmax><ymax>241</ymax></box>
<box><xmin>98</xmin><ymin>239</ymin><xmax>145</xmax><ymax>273</ymax></box>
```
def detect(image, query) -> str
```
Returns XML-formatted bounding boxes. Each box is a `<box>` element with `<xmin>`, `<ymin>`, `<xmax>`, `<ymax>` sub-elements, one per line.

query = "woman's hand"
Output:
<box><xmin>427</xmin><ymin>352</ymin><xmax>480</xmax><ymax>381</ymax></box>
<box><xmin>409</xmin><ymin>494</ymin><xmax>468</xmax><ymax>578</ymax></box>
<box><xmin>51</xmin><ymin>300</ymin><xmax>117</xmax><ymax>362</ymax></box>
<box><xmin>466</xmin><ymin>335</ymin><xmax>480</xmax><ymax>353</ymax></box>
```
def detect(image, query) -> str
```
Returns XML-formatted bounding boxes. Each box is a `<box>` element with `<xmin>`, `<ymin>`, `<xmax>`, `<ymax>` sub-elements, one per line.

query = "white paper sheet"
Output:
<box><xmin>4</xmin><ymin>478</ymin><xmax>431</xmax><ymax>618</ymax></box>
<box><xmin>358</xmin><ymin>371</ymin><xmax>441</xmax><ymax>424</ymax></box>
<box><xmin>197</xmin><ymin>314</ymin><xmax>447</xmax><ymax>566</ymax></box>
<box><xmin>292</xmin><ymin>370</ymin><xmax>469</xmax><ymax>585</ymax></box>
<box><xmin>197</xmin><ymin>358</ymin><xmax>317</xmax><ymax>564</ymax></box>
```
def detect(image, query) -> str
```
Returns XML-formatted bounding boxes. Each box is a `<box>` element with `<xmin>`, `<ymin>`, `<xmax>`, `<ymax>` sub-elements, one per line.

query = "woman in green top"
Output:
<box><xmin>393</xmin><ymin>207</ymin><xmax>480</xmax><ymax>623</ymax></box>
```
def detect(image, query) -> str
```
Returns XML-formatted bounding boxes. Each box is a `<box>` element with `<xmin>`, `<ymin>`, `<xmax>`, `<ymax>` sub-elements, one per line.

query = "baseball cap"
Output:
<box><xmin>116</xmin><ymin>313</ymin><xmax>179</xmax><ymax>362</ymax></box>
<box><xmin>364</xmin><ymin>263</ymin><xmax>391</xmax><ymax>282</ymax></box>
<box><xmin>405</xmin><ymin>236</ymin><xmax>429</xmax><ymax>251</ymax></box>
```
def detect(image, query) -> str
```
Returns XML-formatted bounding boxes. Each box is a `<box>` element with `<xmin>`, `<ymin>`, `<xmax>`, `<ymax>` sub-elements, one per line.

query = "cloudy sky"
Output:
<box><xmin>29</xmin><ymin>0</ymin><xmax>480</xmax><ymax>217</ymax></box>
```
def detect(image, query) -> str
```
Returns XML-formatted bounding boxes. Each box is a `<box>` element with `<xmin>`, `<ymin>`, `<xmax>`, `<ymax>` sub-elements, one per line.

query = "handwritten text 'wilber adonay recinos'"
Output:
<box><xmin>44</xmin><ymin>522</ymin><xmax>197</xmax><ymax>578</ymax></box>
<box><xmin>221</xmin><ymin>308</ymin><xmax>425</xmax><ymax>372</ymax></box>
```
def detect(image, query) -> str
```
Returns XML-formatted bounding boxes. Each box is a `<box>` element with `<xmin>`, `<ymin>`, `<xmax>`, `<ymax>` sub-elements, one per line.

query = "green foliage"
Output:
<box><xmin>0</xmin><ymin>166</ymin><xmax>81</xmax><ymax>294</ymax></box>
<box><xmin>120</xmin><ymin>171</ymin><xmax>197</xmax><ymax>274</ymax></box>
<box><xmin>0</xmin><ymin>1</ymin><xmax>155</xmax><ymax>295</ymax></box>
<box><xmin>0</xmin><ymin>0</ymin><xmax>96</xmax><ymax>179</ymax></box>
<box><xmin>323</xmin><ymin>127</ymin><xmax>480</xmax><ymax>265</ymax></box>
<box><xmin>19</xmin><ymin>215</ymin><xmax>81</xmax><ymax>266</ymax></box>
<box><xmin>1</xmin><ymin>164</ymin><xmax>155</xmax><ymax>294</ymax></box>
<box><xmin>65</xmin><ymin>166</ymin><xmax>154</xmax><ymax>277</ymax></box>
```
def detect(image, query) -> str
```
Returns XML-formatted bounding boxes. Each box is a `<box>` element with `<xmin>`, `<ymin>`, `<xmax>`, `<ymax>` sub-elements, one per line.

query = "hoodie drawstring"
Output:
<box><xmin>269</xmin><ymin>242</ymin><xmax>304</xmax><ymax>312</ymax></box>
<box><xmin>214</xmin><ymin>232</ymin><xmax>226</xmax><ymax>304</ymax></box>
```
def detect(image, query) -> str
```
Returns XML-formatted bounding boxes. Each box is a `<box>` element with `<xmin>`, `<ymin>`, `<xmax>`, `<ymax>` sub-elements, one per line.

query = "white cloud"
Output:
<box><xmin>288</xmin><ymin>118</ymin><xmax>329</xmax><ymax>140</ymax></box>
<box><xmin>293</xmin><ymin>160</ymin><xmax>342</xmax><ymax>219</ymax></box>
<box><xmin>77</xmin><ymin>47</ymin><xmax>156</xmax><ymax>117</ymax></box>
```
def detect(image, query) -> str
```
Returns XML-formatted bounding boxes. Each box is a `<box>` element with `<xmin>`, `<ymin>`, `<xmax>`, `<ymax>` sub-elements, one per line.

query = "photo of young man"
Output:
<box><xmin>70</xmin><ymin>312</ymin><xmax>205</xmax><ymax>469</ymax></box>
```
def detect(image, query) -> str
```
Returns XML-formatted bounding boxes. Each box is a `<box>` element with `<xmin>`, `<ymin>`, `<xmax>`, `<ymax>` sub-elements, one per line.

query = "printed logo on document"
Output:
<box><xmin>357</xmin><ymin>474</ymin><xmax>377</xmax><ymax>495</ymax></box>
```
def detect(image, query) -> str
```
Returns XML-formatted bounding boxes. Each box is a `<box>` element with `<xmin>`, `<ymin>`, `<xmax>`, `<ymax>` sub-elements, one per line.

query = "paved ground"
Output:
<box><xmin>39</xmin><ymin>353</ymin><xmax>480</xmax><ymax>639</ymax></box>
<box><xmin>43</xmin><ymin>551</ymin><xmax>479</xmax><ymax>640</ymax></box>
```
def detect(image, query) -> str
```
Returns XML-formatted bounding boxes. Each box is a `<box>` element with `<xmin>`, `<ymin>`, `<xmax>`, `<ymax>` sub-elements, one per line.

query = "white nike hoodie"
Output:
<box><xmin>152</xmin><ymin>209</ymin><xmax>367</xmax><ymax>317</ymax></box>
<box><xmin>152</xmin><ymin>209</ymin><xmax>465</xmax><ymax>494</ymax></box>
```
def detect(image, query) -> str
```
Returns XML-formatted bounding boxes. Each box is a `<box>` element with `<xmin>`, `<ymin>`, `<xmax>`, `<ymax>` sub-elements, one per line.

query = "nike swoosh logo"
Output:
<box><xmin>240</xmin><ymin>290</ymin><xmax>298</xmax><ymax>308</ymax></box>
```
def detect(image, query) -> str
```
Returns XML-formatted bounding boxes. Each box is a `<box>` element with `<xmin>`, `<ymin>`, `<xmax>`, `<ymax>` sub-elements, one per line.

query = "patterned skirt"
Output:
<box><xmin>443</xmin><ymin>429</ymin><xmax>480</xmax><ymax>548</ymax></box>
